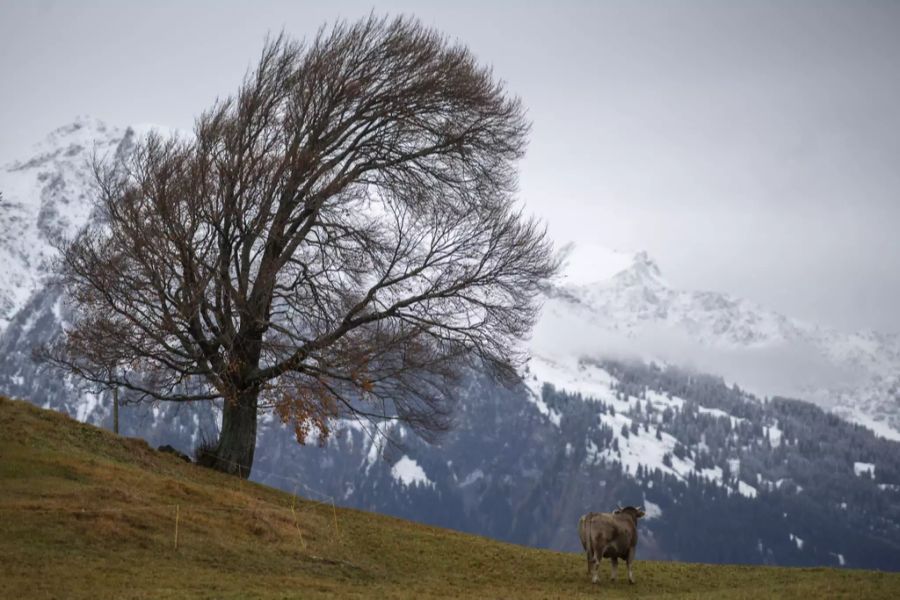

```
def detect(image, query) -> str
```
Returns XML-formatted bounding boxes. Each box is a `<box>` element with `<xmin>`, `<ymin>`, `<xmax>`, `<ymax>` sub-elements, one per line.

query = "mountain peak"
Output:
<box><xmin>38</xmin><ymin>115</ymin><xmax>115</xmax><ymax>150</ymax></box>
<box><xmin>5</xmin><ymin>116</ymin><xmax>123</xmax><ymax>173</ymax></box>
<box><xmin>556</xmin><ymin>242</ymin><xmax>668</xmax><ymax>290</ymax></box>
<box><xmin>616</xmin><ymin>250</ymin><xmax>665</xmax><ymax>287</ymax></box>
<box><xmin>557</xmin><ymin>242</ymin><xmax>659</xmax><ymax>287</ymax></box>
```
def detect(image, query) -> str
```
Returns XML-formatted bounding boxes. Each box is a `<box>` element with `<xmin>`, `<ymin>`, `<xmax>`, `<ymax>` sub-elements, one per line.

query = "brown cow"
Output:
<box><xmin>578</xmin><ymin>506</ymin><xmax>645</xmax><ymax>584</ymax></box>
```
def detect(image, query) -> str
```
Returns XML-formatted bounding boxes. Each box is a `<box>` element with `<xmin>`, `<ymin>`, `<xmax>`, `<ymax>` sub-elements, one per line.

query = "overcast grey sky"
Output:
<box><xmin>2</xmin><ymin>0</ymin><xmax>899</xmax><ymax>333</ymax></box>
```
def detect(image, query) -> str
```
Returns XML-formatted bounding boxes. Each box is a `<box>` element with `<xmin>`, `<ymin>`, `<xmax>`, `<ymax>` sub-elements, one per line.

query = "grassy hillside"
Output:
<box><xmin>1</xmin><ymin>396</ymin><xmax>898</xmax><ymax>599</ymax></box>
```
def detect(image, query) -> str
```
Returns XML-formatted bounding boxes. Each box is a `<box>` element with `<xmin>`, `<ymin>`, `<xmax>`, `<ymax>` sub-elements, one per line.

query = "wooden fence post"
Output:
<box><xmin>331</xmin><ymin>499</ymin><xmax>340</xmax><ymax>543</ymax></box>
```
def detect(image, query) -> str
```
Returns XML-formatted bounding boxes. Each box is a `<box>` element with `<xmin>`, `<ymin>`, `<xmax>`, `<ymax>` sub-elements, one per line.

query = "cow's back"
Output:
<box><xmin>589</xmin><ymin>513</ymin><xmax>636</xmax><ymax>559</ymax></box>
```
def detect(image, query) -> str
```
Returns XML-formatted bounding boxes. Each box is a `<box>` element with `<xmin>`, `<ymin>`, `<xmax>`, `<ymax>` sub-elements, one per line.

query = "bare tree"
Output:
<box><xmin>41</xmin><ymin>16</ymin><xmax>557</xmax><ymax>478</ymax></box>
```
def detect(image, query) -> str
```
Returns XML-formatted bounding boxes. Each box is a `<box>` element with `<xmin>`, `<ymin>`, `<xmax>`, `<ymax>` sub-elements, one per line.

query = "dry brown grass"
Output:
<box><xmin>1</xmin><ymin>395</ymin><xmax>899</xmax><ymax>599</ymax></box>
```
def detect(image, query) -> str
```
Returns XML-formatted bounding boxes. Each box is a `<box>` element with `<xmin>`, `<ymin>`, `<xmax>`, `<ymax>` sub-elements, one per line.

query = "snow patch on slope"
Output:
<box><xmin>840</xmin><ymin>408</ymin><xmax>900</xmax><ymax>442</ymax></box>
<box><xmin>391</xmin><ymin>456</ymin><xmax>434</xmax><ymax>488</ymax></box>
<box><xmin>530</xmin><ymin>356</ymin><xmax>702</xmax><ymax>481</ymax></box>
<box><xmin>524</xmin><ymin>385</ymin><xmax>561</xmax><ymax>426</ymax></box>
<box><xmin>854</xmin><ymin>462</ymin><xmax>875</xmax><ymax>477</ymax></box>
<box><xmin>642</xmin><ymin>498</ymin><xmax>663</xmax><ymax>520</ymax></box>
<box><xmin>737</xmin><ymin>481</ymin><xmax>759</xmax><ymax>499</ymax></box>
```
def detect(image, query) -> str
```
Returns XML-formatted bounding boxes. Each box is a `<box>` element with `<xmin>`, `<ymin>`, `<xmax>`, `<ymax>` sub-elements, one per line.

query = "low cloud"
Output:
<box><xmin>531</xmin><ymin>304</ymin><xmax>861</xmax><ymax>400</ymax></box>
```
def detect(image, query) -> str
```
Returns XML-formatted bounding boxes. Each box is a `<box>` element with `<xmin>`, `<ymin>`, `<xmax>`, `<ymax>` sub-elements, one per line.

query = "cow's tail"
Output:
<box><xmin>585</xmin><ymin>513</ymin><xmax>595</xmax><ymax>575</ymax></box>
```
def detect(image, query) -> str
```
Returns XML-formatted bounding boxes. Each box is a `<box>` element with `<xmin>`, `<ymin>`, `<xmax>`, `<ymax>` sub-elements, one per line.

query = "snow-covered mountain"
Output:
<box><xmin>529</xmin><ymin>243</ymin><xmax>900</xmax><ymax>440</ymax></box>
<box><xmin>2</xmin><ymin>119</ymin><xmax>900</xmax><ymax>570</ymax></box>
<box><xmin>0</xmin><ymin>117</ymin><xmax>134</xmax><ymax>330</ymax></box>
<box><xmin>1</xmin><ymin>118</ymin><xmax>897</xmax><ymax>441</ymax></box>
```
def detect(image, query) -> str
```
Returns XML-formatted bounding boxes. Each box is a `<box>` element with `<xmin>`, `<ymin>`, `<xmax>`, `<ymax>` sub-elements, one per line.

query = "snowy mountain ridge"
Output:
<box><xmin>1</xmin><ymin>118</ymin><xmax>898</xmax><ymax>440</ymax></box>
<box><xmin>526</xmin><ymin>242</ymin><xmax>900</xmax><ymax>440</ymax></box>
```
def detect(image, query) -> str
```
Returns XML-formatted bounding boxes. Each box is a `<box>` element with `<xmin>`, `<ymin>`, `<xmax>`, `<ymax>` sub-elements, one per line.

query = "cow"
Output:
<box><xmin>579</xmin><ymin>506</ymin><xmax>645</xmax><ymax>585</ymax></box>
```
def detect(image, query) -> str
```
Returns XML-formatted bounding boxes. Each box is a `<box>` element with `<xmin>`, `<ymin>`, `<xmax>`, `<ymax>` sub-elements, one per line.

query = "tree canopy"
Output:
<box><xmin>44</xmin><ymin>16</ymin><xmax>557</xmax><ymax>477</ymax></box>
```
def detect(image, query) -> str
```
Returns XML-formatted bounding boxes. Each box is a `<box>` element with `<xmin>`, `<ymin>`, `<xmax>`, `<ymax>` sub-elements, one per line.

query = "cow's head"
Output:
<box><xmin>614</xmin><ymin>505</ymin><xmax>646</xmax><ymax>520</ymax></box>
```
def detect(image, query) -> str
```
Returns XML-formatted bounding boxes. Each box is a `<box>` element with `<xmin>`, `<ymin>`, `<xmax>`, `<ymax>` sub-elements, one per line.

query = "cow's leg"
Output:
<box><xmin>627</xmin><ymin>547</ymin><xmax>636</xmax><ymax>584</ymax></box>
<box><xmin>586</xmin><ymin>551</ymin><xmax>592</xmax><ymax>577</ymax></box>
<box><xmin>610</xmin><ymin>556</ymin><xmax>618</xmax><ymax>581</ymax></box>
<box><xmin>590</xmin><ymin>555</ymin><xmax>600</xmax><ymax>584</ymax></box>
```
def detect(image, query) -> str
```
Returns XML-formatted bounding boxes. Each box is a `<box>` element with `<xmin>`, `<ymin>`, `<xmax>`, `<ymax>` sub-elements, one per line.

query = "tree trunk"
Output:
<box><xmin>112</xmin><ymin>385</ymin><xmax>119</xmax><ymax>435</ymax></box>
<box><xmin>210</xmin><ymin>388</ymin><xmax>259</xmax><ymax>479</ymax></box>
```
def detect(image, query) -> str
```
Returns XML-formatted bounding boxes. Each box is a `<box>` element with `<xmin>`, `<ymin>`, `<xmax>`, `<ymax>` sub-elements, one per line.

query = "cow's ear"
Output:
<box><xmin>637</xmin><ymin>507</ymin><xmax>646</xmax><ymax>518</ymax></box>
